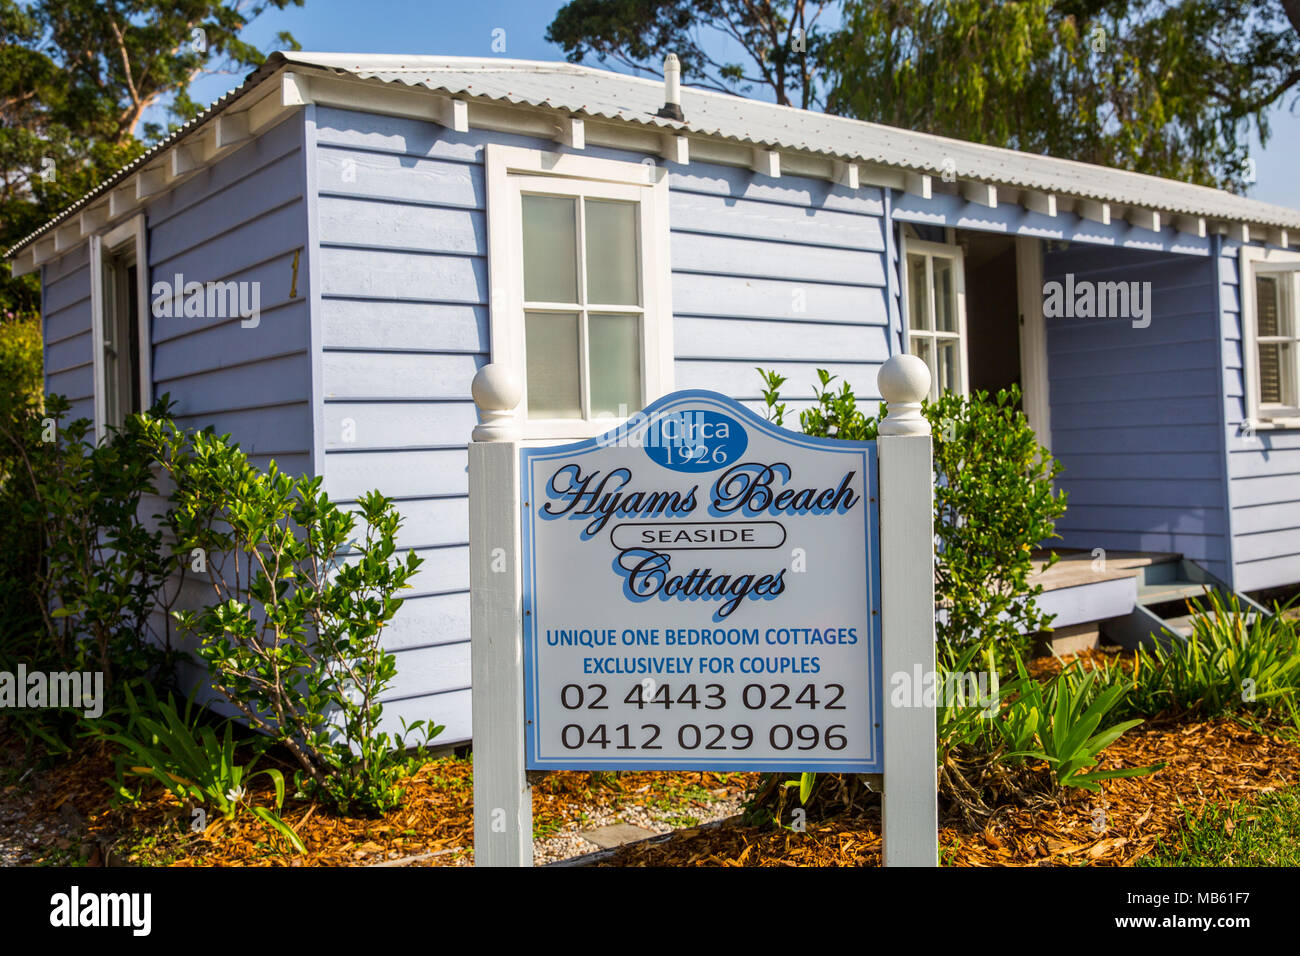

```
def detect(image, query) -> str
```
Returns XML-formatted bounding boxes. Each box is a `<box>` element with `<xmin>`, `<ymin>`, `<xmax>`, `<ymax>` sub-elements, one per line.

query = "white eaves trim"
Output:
<box><xmin>11</xmin><ymin>51</ymin><xmax>1300</xmax><ymax>267</ymax></box>
<box><xmin>8</xmin><ymin>71</ymin><xmax>297</xmax><ymax>271</ymax></box>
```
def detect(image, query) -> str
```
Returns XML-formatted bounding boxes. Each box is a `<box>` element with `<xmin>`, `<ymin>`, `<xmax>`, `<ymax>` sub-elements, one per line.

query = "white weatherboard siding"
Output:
<box><xmin>41</xmin><ymin>243</ymin><xmax>95</xmax><ymax>423</ymax></box>
<box><xmin>144</xmin><ymin>112</ymin><xmax>314</xmax><ymax>702</ymax></box>
<box><xmin>1043</xmin><ymin>244</ymin><xmax>1232</xmax><ymax>581</ymax></box>
<box><xmin>1219</xmin><ymin>241</ymin><xmax>1300</xmax><ymax>591</ymax></box>
<box><xmin>148</xmin><ymin>111</ymin><xmax>314</xmax><ymax>473</ymax></box>
<box><xmin>311</xmin><ymin>105</ymin><xmax>892</xmax><ymax>743</ymax></box>
<box><xmin>29</xmin><ymin>112</ymin><xmax>315</xmax><ymax>711</ymax></box>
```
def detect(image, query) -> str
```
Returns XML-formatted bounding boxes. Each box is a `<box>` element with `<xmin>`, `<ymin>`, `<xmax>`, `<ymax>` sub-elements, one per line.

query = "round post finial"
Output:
<box><xmin>471</xmin><ymin>363</ymin><xmax>522</xmax><ymax>442</ymax></box>
<box><xmin>878</xmin><ymin>354</ymin><xmax>931</xmax><ymax>437</ymax></box>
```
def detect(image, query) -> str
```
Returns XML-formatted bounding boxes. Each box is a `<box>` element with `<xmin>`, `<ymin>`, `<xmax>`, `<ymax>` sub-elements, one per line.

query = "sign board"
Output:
<box><xmin>520</xmin><ymin>390</ymin><xmax>881</xmax><ymax>772</ymax></box>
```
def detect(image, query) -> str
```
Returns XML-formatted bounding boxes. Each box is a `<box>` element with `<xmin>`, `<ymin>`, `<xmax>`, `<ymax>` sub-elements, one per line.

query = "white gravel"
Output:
<box><xmin>531</xmin><ymin>786</ymin><xmax>747</xmax><ymax>866</ymax></box>
<box><xmin>427</xmin><ymin>783</ymin><xmax>747</xmax><ymax>867</ymax></box>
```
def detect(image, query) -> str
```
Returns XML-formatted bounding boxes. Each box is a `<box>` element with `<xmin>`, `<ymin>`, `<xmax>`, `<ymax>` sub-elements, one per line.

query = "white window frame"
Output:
<box><xmin>485</xmin><ymin>144</ymin><xmax>673</xmax><ymax>440</ymax></box>
<box><xmin>1240</xmin><ymin>245</ymin><xmax>1300</xmax><ymax>429</ymax></box>
<box><xmin>899</xmin><ymin>233</ymin><xmax>969</xmax><ymax>400</ymax></box>
<box><xmin>89</xmin><ymin>214</ymin><xmax>151</xmax><ymax>441</ymax></box>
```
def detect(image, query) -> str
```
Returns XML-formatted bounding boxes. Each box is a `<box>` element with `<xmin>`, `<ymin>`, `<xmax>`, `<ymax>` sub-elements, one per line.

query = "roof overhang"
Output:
<box><xmin>9</xmin><ymin>51</ymin><xmax>1298</xmax><ymax>272</ymax></box>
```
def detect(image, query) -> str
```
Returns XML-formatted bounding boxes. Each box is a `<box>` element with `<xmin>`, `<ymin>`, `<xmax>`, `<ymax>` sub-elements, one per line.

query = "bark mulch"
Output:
<box><xmin>599</xmin><ymin>716</ymin><xmax>1300</xmax><ymax>866</ymax></box>
<box><xmin>5</xmin><ymin>712</ymin><xmax>1296</xmax><ymax>867</ymax></box>
<box><xmin>0</xmin><ymin>727</ymin><xmax>753</xmax><ymax>866</ymax></box>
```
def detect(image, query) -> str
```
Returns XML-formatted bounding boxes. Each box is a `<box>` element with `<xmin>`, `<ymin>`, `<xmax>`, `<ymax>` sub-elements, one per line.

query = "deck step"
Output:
<box><xmin>1159</xmin><ymin>614</ymin><xmax>1197</xmax><ymax>638</ymax></box>
<box><xmin>1137</xmin><ymin>580</ymin><xmax>1214</xmax><ymax>605</ymax></box>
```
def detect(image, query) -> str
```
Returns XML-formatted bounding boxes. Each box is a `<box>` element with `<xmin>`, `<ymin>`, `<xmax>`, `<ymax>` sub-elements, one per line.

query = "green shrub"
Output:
<box><xmin>0</xmin><ymin>315</ymin><xmax>48</xmax><ymax>646</ymax></box>
<box><xmin>757</xmin><ymin>368</ymin><xmax>1067</xmax><ymax>663</ymax></box>
<box><xmin>143</xmin><ymin>417</ymin><xmax>442</xmax><ymax>816</ymax></box>
<box><xmin>0</xmin><ymin>394</ymin><xmax>176</xmax><ymax>727</ymax></box>
<box><xmin>0</xmin><ymin>313</ymin><xmax>43</xmax><ymax>416</ymax></box>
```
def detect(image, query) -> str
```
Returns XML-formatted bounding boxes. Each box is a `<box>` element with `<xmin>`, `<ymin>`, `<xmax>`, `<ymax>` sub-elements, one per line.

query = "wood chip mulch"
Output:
<box><xmin>600</xmin><ymin>717</ymin><xmax>1300</xmax><ymax>866</ymax></box>
<box><xmin>4</xmin><ymin>713</ymin><xmax>1296</xmax><ymax>867</ymax></box>
<box><xmin>0</xmin><ymin>727</ymin><xmax>752</xmax><ymax>866</ymax></box>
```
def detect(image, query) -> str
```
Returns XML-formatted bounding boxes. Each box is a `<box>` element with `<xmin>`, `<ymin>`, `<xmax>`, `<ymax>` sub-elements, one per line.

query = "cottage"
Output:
<box><xmin>9</xmin><ymin>52</ymin><xmax>1300</xmax><ymax>742</ymax></box>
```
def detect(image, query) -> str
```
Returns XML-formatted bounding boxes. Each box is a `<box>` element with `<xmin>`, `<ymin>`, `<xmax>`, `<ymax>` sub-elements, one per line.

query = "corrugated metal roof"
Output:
<box><xmin>296</xmin><ymin>52</ymin><xmax>1297</xmax><ymax>228</ymax></box>
<box><xmin>9</xmin><ymin>50</ymin><xmax>1300</xmax><ymax>259</ymax></box>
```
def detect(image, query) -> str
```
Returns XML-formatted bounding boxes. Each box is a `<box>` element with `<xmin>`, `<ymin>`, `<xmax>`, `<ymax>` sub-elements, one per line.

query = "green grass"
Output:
<box><xmin>1139</xmin><ymin>787</ymin><xmax>1300</xmax><ymax>866</ymax></box>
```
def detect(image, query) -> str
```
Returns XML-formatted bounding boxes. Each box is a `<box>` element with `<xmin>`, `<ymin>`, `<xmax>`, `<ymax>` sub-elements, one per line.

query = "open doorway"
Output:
<box><xmin>899</xmin><ymin>224</ymin><xmax>1052</xmax><ymax>449</ymax></box>
<box><xmin>958</xmin><ymin>231</ymin><xmax>1021</xmax><ymax>397</ymax></box>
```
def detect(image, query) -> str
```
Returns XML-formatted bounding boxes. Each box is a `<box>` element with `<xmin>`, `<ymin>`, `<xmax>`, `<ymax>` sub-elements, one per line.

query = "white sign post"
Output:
<box><xmin>877</xmin><ymin>354</ymin><xmax>939</xmax><ymax>867</ymax></box>
<box><xmin>469</xmin><ymin>354</ymin><xmax>936</xmax><ymax>866</ymax></box>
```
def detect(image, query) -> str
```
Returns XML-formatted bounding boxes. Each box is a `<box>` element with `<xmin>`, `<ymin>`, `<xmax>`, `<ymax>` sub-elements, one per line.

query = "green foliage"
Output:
<box><xmin>0</xmin><ymin>314</ymin><xmax>46</xmax><ymax>641</ymax></box>
<box><xmin>1097</xmin><ymin>591</ymin><xmax>1300</xmax><ymax>721</ymax></box>
<box><xmin>936</xmin><ymin>647</ymin><xmax>1156</xmax><ymax>818</ymax></box>
<box><xmin>547</xmin><ymin>0</ymin><xmax>1300</xmax><ymax>192</ymax></box>
<box><xmin>1138</xmin><ymin>787</ymin><xmax>1300</xmax><ymax>867</ymax></box>
<box><xmin>995</xmin><ymin>653</ymin><xmax>1152</xmax><ymax>792</ymax></box>
<box><xmin>142</xmin><ymin>416</ymin><xmax>442</xmax><ymax>816</ymax></box>
<box><xmin>758</xmin><ymin>368</ymin><xmax>1066</xmax><ymax>663</ymax></box>
<box><xmin>825</xmin><ymin>0</ymin><xmax>1300</xmax><ymax>192</ymax></box>
<box><xmin>0</xmin><ymin>314</ymin><xmax>42</xmax><ymax>413</ymax></box>
<box><xmin>547</xmin><ymin>0</ymin><xmax>833</xmax><ymax>108</ymax></box>
<box><xmin>927</xmin><ymin>386</ymin><xmax>1066</xmax><ymax>661</ymax></box>
<box><xmin>0</xmin><ymin>394</ymin><xmax>177</xmax><ymax>724</ymax></box>
<box><xmin>1</xmin><ymin>0</ymin><xmax>302</xmax><ymax>314</ymax></box>
<box><xmin>99</xmin><ymin>683</ymin><xmax>304</xmax><ymax>853</ymax></box>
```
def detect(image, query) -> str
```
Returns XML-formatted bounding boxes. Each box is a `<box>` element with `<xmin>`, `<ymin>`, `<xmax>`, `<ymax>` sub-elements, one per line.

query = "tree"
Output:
<box><xmin>548</xmin><ymin>0</ymin><xmax>1300</xmax><ymax>192</ymax></box>
<box><xmin>826</xmin><ymin>0</ymin><xmax>1300</xmax><ymax>191</ymax></box>
<box><xmin>546</xmin><ymin>0</ymin><xmax>836</xmax><ymax>108</ymax></box>
<box><xmin>1</xmin><ymin>0</ymin><xmax>302</xmax><ymax>316</ymax></box>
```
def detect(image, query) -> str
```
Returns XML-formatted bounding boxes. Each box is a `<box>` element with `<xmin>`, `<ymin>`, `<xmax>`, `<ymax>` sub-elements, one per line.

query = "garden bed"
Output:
<box><xmin>4</xmin><ymin>710</ymin><xmax>1296</xmax><ymax>867</ymax></box>
<box><xmin>0</xmin><ymin>726</ymin><xmax>755</xmax><ymax>867</ymax></box>
<box><xmin>597</xmin><ymin>716</ymin><xmax>1300</xmax><ymax>866</ymax></box>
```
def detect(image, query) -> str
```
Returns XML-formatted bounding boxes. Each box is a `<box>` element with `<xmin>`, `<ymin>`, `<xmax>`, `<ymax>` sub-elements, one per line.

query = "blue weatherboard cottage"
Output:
<box><xmin>9</xmin><ymin>51</ymin><xmax>1300</xmax><ymax>743</ymax></box>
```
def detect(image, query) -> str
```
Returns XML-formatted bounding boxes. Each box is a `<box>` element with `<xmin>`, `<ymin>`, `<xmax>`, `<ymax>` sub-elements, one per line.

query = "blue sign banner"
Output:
<box><xmin>520</xmin><ymin>390</ymin><xmax>882</xmax><ymax>771</ymax></box>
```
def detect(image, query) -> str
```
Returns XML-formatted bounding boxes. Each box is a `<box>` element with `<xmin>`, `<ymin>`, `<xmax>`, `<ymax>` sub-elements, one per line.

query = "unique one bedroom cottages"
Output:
<box><xmin>9</xmin><ymin>52</ymin><xmax>1300</xmax><ymax>743</ymax></box>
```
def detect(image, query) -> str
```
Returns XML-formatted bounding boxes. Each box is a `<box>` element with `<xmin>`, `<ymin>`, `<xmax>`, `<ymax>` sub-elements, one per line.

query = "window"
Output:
<box><xmin>486</xmin><ymin>145</ymin><xmax>673</xmax><ymax>439</ymax></box>
<box><xmin>91</xmin><ymin>215</ymin><xmax>151</xmax><ymax>439</ymax></box>
<box><xmin>901</xmin><ymin>236</ymin><xmax>968</xmax><ymax>399</ymax></box>
<box><xmin>1241</xmin><ymin>247</ymin><xmax>1300</xmax><ymax>428</ymax></box>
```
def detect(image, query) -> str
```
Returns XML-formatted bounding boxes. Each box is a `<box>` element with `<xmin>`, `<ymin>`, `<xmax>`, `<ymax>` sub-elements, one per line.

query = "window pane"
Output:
<box><xmin>910</xmin><ymin>335</ymin><xmax>934</xmax><ymax>399</ymax></box>
<box><xmin>934</xmin><ymin>258</ymin><xmax>957</xmax><ymax>332</ymax></box>
<box><xmin>1258</xmin><ymin>342</ymin><xmax>1296</xmax><ymax>407</ymax></box>
<box><xmin>937</xmin><ymin>339</ymin><xmax>961</xmax><ymax>395</ymax></box>
<box><xmin>589</xmin><ymin>312</ymin><xmax>641</xmax><ymax>416</ymax></box>
<box><xmin>522</xmin><ymin>195</ymin><xmax>578</xmax><ymax>302</ymax></box>
<box><xmin>1256</xmin><ymin>275</ymin><xmax>1281</xmax><ymax>337</ymax></box>
<box><xmin>907</xmin><ymin>255</ymin><xmax>928</xmax><ymax>329</ymax></box>
<box><xmin>585</xmin><ymin>200</ymin><xmax>639</xmax><ymax>305</ymax></box>
<box><xmin>525</xmin><ymin>311</ymin><xmax>582</xmax><ymax>418</ymax></box>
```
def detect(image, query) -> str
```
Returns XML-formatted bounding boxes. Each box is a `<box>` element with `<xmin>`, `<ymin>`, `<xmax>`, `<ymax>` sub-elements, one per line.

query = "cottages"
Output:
<box><xmin>9</xmin><ymin>52</ymin><xmax>1300</xmax><ymax>742</ymax></box>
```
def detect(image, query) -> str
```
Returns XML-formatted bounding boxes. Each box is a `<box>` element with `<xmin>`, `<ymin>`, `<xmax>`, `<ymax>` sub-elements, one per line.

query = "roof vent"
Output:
<box><xmin>657</xmin><ymin>54</ymin><xmax>684</xmax><ymax>121</ymax></box>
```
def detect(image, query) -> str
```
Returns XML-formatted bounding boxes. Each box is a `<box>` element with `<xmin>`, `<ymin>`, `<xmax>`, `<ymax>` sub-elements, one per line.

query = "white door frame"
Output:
<box><xmin>1015</xmin><ymin>236</ymin><xmax>1052</xmax><ymax>452</ymax></box>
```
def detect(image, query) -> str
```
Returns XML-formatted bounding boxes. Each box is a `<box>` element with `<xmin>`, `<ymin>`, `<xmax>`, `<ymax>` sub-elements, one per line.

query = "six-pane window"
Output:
<box><xmin>520</xmin><ymin>190</ymin><xmax>644</xmax><ymax>422</ymax></box>
<box><xmin>904</xmin><ymin>240</ymin><xmax>967</xmax><ymax>399</ymax></box>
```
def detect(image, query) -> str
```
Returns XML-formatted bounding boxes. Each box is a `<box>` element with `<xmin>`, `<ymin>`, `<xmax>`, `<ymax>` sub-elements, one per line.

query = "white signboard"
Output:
<box><xmin>520</xmin><ymin>390</ymin><xmax>881</xmax><ymax>771</ymax></box>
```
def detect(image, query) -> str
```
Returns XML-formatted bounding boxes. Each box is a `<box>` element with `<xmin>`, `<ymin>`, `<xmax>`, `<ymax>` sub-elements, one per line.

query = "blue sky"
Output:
<box><xmin>173</xmin><ymin>0</ymin><xmax>1300</xmax><ymax>210</ymax></box>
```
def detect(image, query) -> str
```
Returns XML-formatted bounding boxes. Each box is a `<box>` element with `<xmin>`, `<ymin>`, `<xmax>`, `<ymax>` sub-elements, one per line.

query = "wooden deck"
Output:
<box><xmin>1028</xmin><ymin>549</ymin><xmax>1180</xmax><ymax>592</ymax></box>
<box><xmin>1026</xmin><ymin>550</ymin><xmax>1181</xmax><ymax>655</ymax></box>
